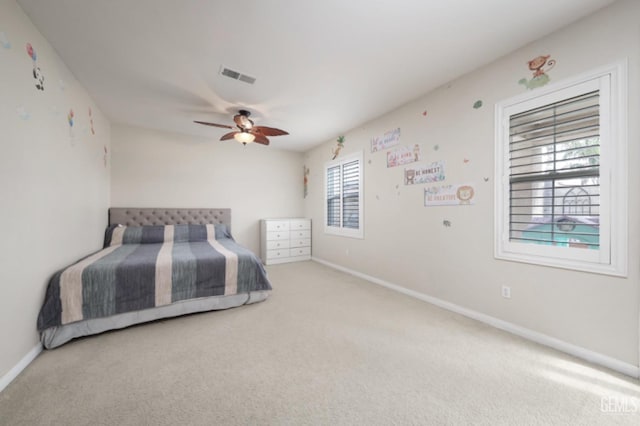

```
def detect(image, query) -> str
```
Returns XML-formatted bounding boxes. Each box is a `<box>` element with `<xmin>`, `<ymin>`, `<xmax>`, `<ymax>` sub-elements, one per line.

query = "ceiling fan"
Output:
<box><xmin>194</xmin><ymin>110</ymin><xmax>289</xmax><ymax>145</ymax></box>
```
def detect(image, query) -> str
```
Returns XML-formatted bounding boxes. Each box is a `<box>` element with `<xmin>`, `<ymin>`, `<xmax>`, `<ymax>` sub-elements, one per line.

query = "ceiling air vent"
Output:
<box><xmin>220</xmin><ymin>66</ymin><xmax>256</xmax><ymax>85</ymax></box>
<box><xmin>238</xmin><ymin>74</ymin><xmax>256</xmax><ymax>84</ymax></box>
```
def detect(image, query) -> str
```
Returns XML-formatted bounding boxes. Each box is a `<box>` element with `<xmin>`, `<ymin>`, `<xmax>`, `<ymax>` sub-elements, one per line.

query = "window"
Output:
<box><xmin>495</xmin><ymin>62</ymin><xmax>627</xmax><ymax>276</ymax></box>
<box><xmin>324</xmin><ymin>151</ymin><xmax>364</xmax><ymax>238</ymax></box>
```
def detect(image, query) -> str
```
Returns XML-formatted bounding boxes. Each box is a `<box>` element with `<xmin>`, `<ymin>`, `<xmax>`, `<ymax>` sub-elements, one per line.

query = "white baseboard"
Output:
<box><xmin>312</xmin><ymin>257</ymin><xmax>640</xmax><ymax>379</ymax></box>
<box><xmin>0</xmin><ymin>343</ymin><xmax>43</xmax><ymax>393</ymax></box>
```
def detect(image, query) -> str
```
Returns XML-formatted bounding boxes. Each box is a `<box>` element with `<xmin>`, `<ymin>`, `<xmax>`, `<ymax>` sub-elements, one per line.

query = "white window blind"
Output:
<box><xmin>326</xmin><ymin>165</ymin><xmax>341</xmax><ymax>227</ymax></box>
<box><xmin>324</xmin><ymin>151</ymin><xmax>363</xmax><ymax>238</ymax></box>
<box><xmin>509</xmin><ymin>91</ymin><xmax>600</xmax><ymax>249</ymax></box>
<box><xmin>341</xmin><ymin>159</ymin><xmax>360</xmax><ymax>229</ymax></box>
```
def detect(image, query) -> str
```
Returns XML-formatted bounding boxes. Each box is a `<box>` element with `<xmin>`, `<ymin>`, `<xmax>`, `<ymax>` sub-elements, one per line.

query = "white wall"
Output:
<box><xmin>110</xmin><ymin>124</ymin><xmax>304</xmax><ymax>254</ymax></box>
<box><xmin>304</xmin><ymin>0</ymin><xmax>639</xmax><ymax>368</ymax></box>
<box><xmin>0</xmin><ymin>0</ymin><xmax>110</xmax><ymax>378</ymax></box>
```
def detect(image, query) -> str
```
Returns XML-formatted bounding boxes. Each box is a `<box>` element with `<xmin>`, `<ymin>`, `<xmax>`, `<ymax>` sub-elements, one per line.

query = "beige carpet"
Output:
<box><xmin>1</xmin><ymin>261</ymin><xmax>639</xmax><ymax>425</ymax></box>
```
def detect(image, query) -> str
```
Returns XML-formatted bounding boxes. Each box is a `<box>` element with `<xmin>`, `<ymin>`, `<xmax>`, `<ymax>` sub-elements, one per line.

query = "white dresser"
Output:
<box><xmin>260</xmin><ymin>218</ymin><xmax>311</xmax><ymax>265</ymax></box>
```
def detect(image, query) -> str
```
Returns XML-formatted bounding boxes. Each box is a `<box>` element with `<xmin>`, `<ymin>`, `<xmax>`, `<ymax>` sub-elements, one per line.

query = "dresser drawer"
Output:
<box><xmin>266</xmin><ymin>231</ymin><xmax>290</xmax><ymax>241</ymax></box>
<box><xmin>289</xmin><ymin>246</ymin><xmax>311</xmax><ymax>257</ymax></box>
<box><xmin>290</xmin><ymin>238</ymin><xmax>311</xmax><ymax>248</ymax></box>
<box><xmin>291</xmin><ymin>229</ymin><xmax>311</xmax><ymax>239</ymax></box>
<box><xmin>266</xmin><ymin>249</ymin><xmax>291</xmax><ymax>259</ymax></box>
<box><xmin>267</xmin><ymin>240</ymin><xmax>290</xmax><ymax>250</ymax></box>
<box><xmin>290</xmin><ymin>219</ymin><xmax>311</xmax><ymax>230</ymax></box>
<box><xmin>265</xmin><ymin>220</ymin><xmax>290</xmax><ymax>232</ymax></box>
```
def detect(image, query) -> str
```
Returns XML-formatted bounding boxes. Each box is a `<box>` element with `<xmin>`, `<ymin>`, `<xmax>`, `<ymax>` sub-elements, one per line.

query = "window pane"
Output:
<box><xmin>342</xmin><ymin>160</ymin><xmax>359</xmax><ymax>229</ymax></box>
<box><xmin>508</xmin><ymin>91</ymin><xmax>600</xmax><ymax>250</ymax></box>
<box><xmin>327</xmin><ymin>166</ymin><xmax>341</xmax><ymax>226</ymax></box>
<box><xmin>509</xmin><ymin>178</ymin><xmax>600</xmax><ymax>249</ymax></box>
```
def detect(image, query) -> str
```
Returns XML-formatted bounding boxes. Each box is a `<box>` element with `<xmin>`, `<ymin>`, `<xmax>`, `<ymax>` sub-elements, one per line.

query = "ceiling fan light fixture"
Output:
<box><xmin>234</xmin><ymin>131</ymin><xmax>255</xmax><ymax>145</ymax></box>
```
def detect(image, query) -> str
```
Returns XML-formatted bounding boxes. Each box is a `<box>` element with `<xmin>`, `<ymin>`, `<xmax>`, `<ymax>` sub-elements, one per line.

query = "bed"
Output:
<box><xmin>37</xmin><ymin>208</ymin><xmax>272</xmax><ymax>349</ymax></box>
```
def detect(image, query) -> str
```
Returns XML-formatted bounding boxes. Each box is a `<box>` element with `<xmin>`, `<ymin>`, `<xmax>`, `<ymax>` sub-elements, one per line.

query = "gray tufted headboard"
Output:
<box><xmin>108</xmin><ymin>208</ymin><xmax>231</xmax><ymax>229</ymax></box>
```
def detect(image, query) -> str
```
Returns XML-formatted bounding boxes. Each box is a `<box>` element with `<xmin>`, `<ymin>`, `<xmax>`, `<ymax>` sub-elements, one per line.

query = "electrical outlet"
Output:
<box><xmin>501</xmin><ymin>285</ymin><xmax>511</xmax><ymax>299</ymax></box>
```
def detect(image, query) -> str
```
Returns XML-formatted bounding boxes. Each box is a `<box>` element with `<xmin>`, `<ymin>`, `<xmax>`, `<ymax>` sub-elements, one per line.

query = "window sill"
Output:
<box><xmin>324</xmin><ymin>226</ymin><xmax>364</xmax><ymax>239</ymax></box>
<box><xmin>494</xmin><ymin>248</ymin><xmax>627</xmax><ymax>277</ymax></box>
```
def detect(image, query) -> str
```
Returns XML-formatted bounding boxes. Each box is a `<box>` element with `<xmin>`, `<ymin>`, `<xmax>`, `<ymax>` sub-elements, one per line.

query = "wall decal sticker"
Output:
<box><xmin>404</xmin><ymin>161</ymin><xmax>445</xmax><ymax>185</ymax></box>
<box><xmin>26</xmin><ymin>43</ymin><xmax>44</xmax><ymax>91</ymax></box>
<box><xmin>443</xmin><ymin>220</ymin><xmax>451</xmax><ymax>227</ymax></box>
<box><xmin>303</xmin><ymin>165</ymin><xmax>310</xmax><ymax>198</ymax></box>
<box><xmin>422</xmin><ymin>110</ymin><xmax>428</xmax><ymax>116</ymax></box>
<box><xmin>371</xmin><ymin>127</ymin><xmax>400</xmax><ymax>152</ymax></box>
<box><xmin>16</xmin><ymin>106</ymin><xmax>30</xmax><ymax>120</ymax></box>
<box><xmin>457</xmin><ymin>185</ymin><xmax>475</xmax><ymax>205</ymax></box>
<box><xmin>103</xmin><ymin>146</ymin><xmax>108</xmax><ymax>168</ymax></box>
<box><xmin>433</xmin><ymin>144</ymin><xmax>439</xmax><ymax>151</ymax></box>
<box><xmin>425</xmin><ymin>183</ymin><xmax>476</xmax><ymax>206</ymax></box>
<box><xmin>26</xmin><ymin>42</ymin><xmax>35</xmax><ymax>60</ymax></box>
<box><xmin>463</xmin><ymin>158</ymin><xmax>470</xmax><ymax>164</ymax></box>
<box><xmin>387</xmin><ymin>144</ymin><xmax>421</xmax><ymax>168</ymax></box>
<box><xmin>473</xmin><ymin>100</ymin><xmax>483</xmax><ymax>109</ymax></box>
<box><xmin>88</xmin><ymin>107</ymin><xmax>95</xmax><ymax>135</ymax></box>
<box><xmin>0</xmin><ymin>31</ymin><xmax>11</xmax><ymax>49</ymax></box>
<box><xmin>519</xmin><ymin>54</ymin><xmax>555</xmax><ymax>90</ymax></box>
<box><xmin>68</xmin><ymin>109</ymin><xmax>76</xmax><ymax>145</ymax></box>
<box><xmin>332</xmin><ymin>135</ymin><xmax>345</xmax><ymax>159</ymax></box>
<box><xmin>368</xmin><ymin>159</ymin><xmax>372</xmax><ymax>164</ymax></box>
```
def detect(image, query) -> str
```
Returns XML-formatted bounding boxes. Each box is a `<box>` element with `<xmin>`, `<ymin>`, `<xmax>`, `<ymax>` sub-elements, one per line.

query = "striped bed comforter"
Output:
<box><xmin>37</xmin><ymin>224</ymin><xmax>271</xmax><ymax>333</ymax></box>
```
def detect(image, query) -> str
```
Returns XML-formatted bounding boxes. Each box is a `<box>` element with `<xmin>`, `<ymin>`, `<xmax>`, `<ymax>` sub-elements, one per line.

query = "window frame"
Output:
<box><xmin>324</xmin><ymin>150</ymin><xmax>364</xmax><ymax>239</ymax></box>
<box><xmin>494</xmin><ymin>61</ymin><xmax>627</xmax><ymax>276</ymax></box>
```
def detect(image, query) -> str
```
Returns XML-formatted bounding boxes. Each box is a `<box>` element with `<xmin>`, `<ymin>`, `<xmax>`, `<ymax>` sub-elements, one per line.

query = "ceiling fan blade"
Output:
<box><xmin>251</xmin><ymin>132</ymin><xmax>270</xmax><ymax>145</ymax></box>
<box><xmin>194</xmin><ymin>120</ymin><xmax>233</xmax><ymax>129</ymax></box>
<box><xmin>220</xmin><ymin>131</ymin><xmax>238</xmax><ymax>141</ymax></box>
<box><xmin>253</xmin><ymin>126</ymin><xmax>289</xmax><ymax>137</ymax></box>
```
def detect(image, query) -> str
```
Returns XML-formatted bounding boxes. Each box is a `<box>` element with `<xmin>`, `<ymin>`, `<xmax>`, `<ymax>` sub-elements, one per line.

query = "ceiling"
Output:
<box><xmin>17</xmin><ymin>0</ymin><xmax>615</xmax><ymax>152</ymax></box>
